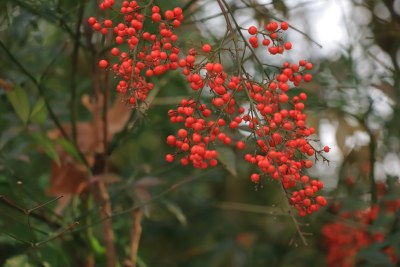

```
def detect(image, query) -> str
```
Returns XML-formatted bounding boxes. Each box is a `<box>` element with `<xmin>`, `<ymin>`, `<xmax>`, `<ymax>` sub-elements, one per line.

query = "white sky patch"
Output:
<box><xmin>285</xmin><ymin>0</ymin><xmax>352</xmax><ymax>59</ymax></box>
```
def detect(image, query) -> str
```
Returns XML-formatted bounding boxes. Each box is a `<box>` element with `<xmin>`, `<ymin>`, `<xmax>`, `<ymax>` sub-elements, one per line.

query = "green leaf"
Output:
<box><xmin>55</xmin><ymin>138</ymin><xmax>82</xmax><ymax>163</ymax></box>
<box><xmin>163</xmin><ymin>200</ymin><xmax>187</xmax><ymax>226</ymax></box>
<box><xmin>217</xmin><ymin>147</ymin><xmax>237</xmax><ymax>176</ymax></box>
<box><xmin>30</xmin><ymin>97</ymin><xmax>48</xmax><ymax>123</ymax></box>
<box><xmin>6</xmin><ymin>85</ymin><xmax>30</xmax><ymax>125</ymax></box>
<box><xmin>4</xmin><ymin>254</ymin><xmax>35</xmax><ymax>267</ymax></box>
<box><xmin>31</xmin><ymin>133</ymin><xmax>60</xmax><ymax>166</ymax></box>
<box><xmin>89</xmin><ymin>235</ymin><xmax>106</xmax><ymax>255</ymax></box>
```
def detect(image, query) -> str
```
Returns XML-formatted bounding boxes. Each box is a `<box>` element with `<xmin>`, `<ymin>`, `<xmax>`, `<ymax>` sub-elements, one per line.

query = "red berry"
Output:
<box><xmin>303</xmin><ymin>74</ymin><xmax>312</xmax><ymax>82</ymax></box>
<box><xmin>323</xmin><ymin>146</ymin><xmax>330</xmax><ymax>152</ymax></box>
<box><xmin>281</xmin><ymin>21</ymin><xmax>289</xmax><ymax>30</ymax></box>
<box><xmin>250</xmin><ymin>173</ymin><xmax>260</xmax><ymax>183</ymax></box>
<box><xmin>110</xmin><ymin>47</ymin><xmax>119</xmax><ymax>56</ymax></box>
<box><xmin>236</xmin><ymin>141</ymin><xmax>245</xmax><ymax>150</ymax></box>
<box><xmin>103</xmin><ymin>19</ymin><xmax>112</xmax><ymax>27</ymax></box>
<box><xmin>98</xmin><ymin>59</ymin><xmax>109</xmax><ymax>68</ymax></box>
<box><xmin>151</xmin><ymin>13</ymin><xmax>161</xmax><ymax>22</ymax></box>
<box><xmin>284</xmin><ymin>42</ymin><xmax>292</xmax><ymax>50</ymax></box>
<box><xmin>202</xmin><ymin>44</ymin><xmax>211</xmax><ymax>53</ymax></box>
<box><xmin>164</xmin><ymin>10</ymin><xmax>175</xmax><ymax>20</ymax></box>
<box><xmin>166</xmin><ymin>154</ymin><xmax>174</xmax><ymax>162</ymax></box>
<box><xmin>248</xmin><ymin>26</ymin><xmax>258</xmax><ymax>35</ymax></box>
<box><xmin>88</xmin><ymin>17</ymin><xmax>97</xmax><ymax>25</ymax></box>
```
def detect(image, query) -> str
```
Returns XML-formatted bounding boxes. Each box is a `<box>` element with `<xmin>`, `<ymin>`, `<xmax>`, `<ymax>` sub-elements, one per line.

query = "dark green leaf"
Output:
<box><xmin>217</xmin><ymin>147</ymin><xmax>237</xmax><ymax>176</ymax></box>
<box><xmin>30</xmin><ymin>97</ymin><xmax>48</xmax><ymax>124</ymax></box>
<box><xmin>30</xmin><ymin>133</ymin><xmax>60</xmax><ymax>166</ymax></box>
<box><xmin>6</xmin><ymin>85</ymin><xmax>30</xmax><ymax>125</ymax></box>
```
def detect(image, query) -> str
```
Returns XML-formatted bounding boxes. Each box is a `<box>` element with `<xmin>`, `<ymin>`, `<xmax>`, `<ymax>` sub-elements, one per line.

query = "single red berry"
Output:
<box><xmin>98</xmin><ymin>59</ymin><xmax>109</xmax><ymax>68</ymax></box>
<box><xmin>164</xmin><ymin>10</ymin><xmax>175</xmax><ymax>20</ymax></box>
<box><xmin>323</xmin><ymin>146</ymin><xmax>330</xmax><ymax>152</ymax></box>
<box><xmin>166</xmin><ymin>154</ymin><xmax>174</xmax><ymax>162</ymax></box>
<box><xmin>281</xmin><ymin>21</ymin><xmax>289</xmax><ymax>30</ymax></box>
<box><xmin>284</xmin><ymin>42</ymin><xmax>292</xmax><ymax>50</ymax></box>
<box><xmin>88</xmin><ymin>17</ymin><xmax>97</xmax><ymax>25</ymax></box>
<box><xmin>151</xmin><ymin>13</ymin><xmax>161</xmax><ymax>22</ymax></box>
<box><xmin>202</xmin><ymin>44</ymin><xmax>211</xmax><ymax>53</ymax></box>
<box><xmin>248</xmin><ymin>26</ymin><xmax>258</xmax><ymax>35</ymax></box>
<box><xmin>250</xmin><ymin>173</ymin><xmax>260</xmax><ymax>183</ymax></box>
<box><xmin>103</xmin><ymin>19</ymin><xmax>112</xmax><ymax>27</ymax></box>
<box><xmin>110</xmin><ymin>47</ymin><xmax>119</xmax><ymax>56</ymax></box>
<box><xmin>236</xmin><ymin>141</ymin><xmax>245</xmax><ymax>150</ymax></box>
<box><xmin>303</xmin><ymin>73</ymin><xmax>312</xmax><ymax>82</ymax></box>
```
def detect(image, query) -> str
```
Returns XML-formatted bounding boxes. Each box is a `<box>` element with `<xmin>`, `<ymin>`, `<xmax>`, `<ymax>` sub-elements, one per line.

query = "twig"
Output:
<box><xmin>129</xmin><ymin>208</ymin><xmax>143</xmax><ymax>267</ymax></box>
<box><xmin>70</xmin><ymin>2</ymin><xmax>85</xmax><ymax>144</ymax></box>
<box><xmin>219</xmin><ymin>202</ymin><xmax>288</xmax><ymax>216</ymax></box>
<box><xmin>279</xmin><ymin>183</ymin><xmax>308</xmax><ymax>246</ymax></box>
<box><xmin>34</xmin><ymin>221</ymin><xmax>79</xmax><ymax>247</ymax></box>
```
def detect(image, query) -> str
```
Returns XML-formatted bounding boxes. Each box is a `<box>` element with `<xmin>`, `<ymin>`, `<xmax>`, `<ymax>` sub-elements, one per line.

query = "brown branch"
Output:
<box><xmin>129</xmin><ymin>208</ymin><xmax>143</xmax><ymax>267</ymax></box>
<box><xmin>70</xmin><ymin>1</ymin><xmax>86</xmax><ymax>144</ymax></box>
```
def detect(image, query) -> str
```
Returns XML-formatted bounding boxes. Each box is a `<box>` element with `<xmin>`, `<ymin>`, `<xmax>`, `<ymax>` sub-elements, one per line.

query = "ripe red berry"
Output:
<box><xmin>248</xmin><ymin>26</ymin><xmax>258</xmax><ymax>35</ymax></box>
<box><xmin>284</xmin><ymin>42</ymin><xmax>292</xmax><ymax>50</ymax></box>
<box><xmin>236</xmin><ymin>141</ymin><xmax>245</xmax><ymax>150</ymax></box>
<box><xmin>164</xmin><ymin>10</ymin><xmax>175</xmax><ymax>20</ymax></box>
<box><xmin>151</xmin><ymin>13</ymin><xmax>161</xmax><ymax>22</ymax></box>
<box><xmin>98</xmin><ymin>59</ymin><xmax>109</xmax><ymax>68</ymax></box>
<box><xmin>202</xmin><ymin>44</ymin><xmax>211</xmax><ymax>53</ymax></box>
<box><xmin>303</xmin><ymin>73</ymin><xmax>312</xmax><ymax>82</ymax></box>
<box><xmin>323</xmin><ymin>146</ymin><xmax>330</xmax><ymax>152</ymax></box>
<box><xmin>250</xmin><ymin>173</ymin><xmax>260</xmax><ymax>183</ymax></box>
<box><xmin>88</xmin><ymin>17</ymin><xmax>97</xmax><ymax>25</ymax></box>
<box><xmin>281</xmin><ymin>21</ymin><xmax>289</xmax><ymax>30</ymax></box>
<box><xmin>103</xmin><ymin>19</ymin><xmax>112</xmax><ymax>27</ymax></box>
<box><xmin>166</xmin><ymin>154</ymin><xmax>174</xmax><ymax>162</ymax></box>
<box><xmin>110</xmin><ymin>47</ymin><xmax>119</xmax><ymax>56</ymax></box>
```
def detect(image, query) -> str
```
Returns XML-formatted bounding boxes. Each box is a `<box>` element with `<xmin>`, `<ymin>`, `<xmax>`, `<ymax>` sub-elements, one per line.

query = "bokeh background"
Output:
<box><xmin>0</xmin><ymin>0</ymin><xmax>399</xmax><ymax>266</ymax></box>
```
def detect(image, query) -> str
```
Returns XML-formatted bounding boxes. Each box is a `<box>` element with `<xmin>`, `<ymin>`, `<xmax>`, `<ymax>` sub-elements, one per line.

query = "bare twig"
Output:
<box><xmin>70</xmin><ymin>2</ymin><xmax>86</xmax><ymax>144</ymax></box>
<box><xmin>129</xmin><ymin>208</ymin><xmax>143</xmax><ymax>267</ymax></box>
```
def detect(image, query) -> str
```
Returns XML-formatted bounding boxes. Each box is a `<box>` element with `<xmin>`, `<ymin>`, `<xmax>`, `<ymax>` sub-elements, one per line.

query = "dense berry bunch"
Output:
<box><xmin>165</xmin><ymin>23</ymin><xmax>327</xmax><ymax>216</ymax></box>
<box><xmin>322</xmin><ymin>204</ymin><xmax>399</xmax><ymax>267</ymax></box>
<box><xmin>90</xmin><ymin>2</ymin><xmax>328</xmax><ymax>216</ymax></box>
<box><xmin>88</xmin><ymin>1</ymin><xmax>184</xmax><ymax>107</ymax></box>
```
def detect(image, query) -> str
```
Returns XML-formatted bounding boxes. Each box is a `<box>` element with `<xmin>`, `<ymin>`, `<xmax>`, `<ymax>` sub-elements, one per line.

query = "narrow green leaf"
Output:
<box><xmin>30</xmin><ymin>97</ymin><xmax>48</xmax><ymax>123</ymax></box>
<box><xmin>89</xmin><ymin>235</ymin><xmax>106</xmax><ymax>255</ymax></box>
<box><xmin>217</xmin><ymin>147</ymin><xmax>237</xmax><ymax>176</ymax></box>
<box><xmin>6</xmin><ymin>85</ymin><xmax>30</xmax><ymax>125</ymax></box>
<box><xmin>31</xmin><ymin>133</ymin><xmax>60</xmax><ymax>166</ymax></box>
<box><xmin>55</xmin><ymin>138</ymin><xmax>83</xmax><ymax>163</ymax></box>
<box><xmin>163</xmin><ymin>200</ymin><xmax>187</xmax><ymax>226</ymax></box>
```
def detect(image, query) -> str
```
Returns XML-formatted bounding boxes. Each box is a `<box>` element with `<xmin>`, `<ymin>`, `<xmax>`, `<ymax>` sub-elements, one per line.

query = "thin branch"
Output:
<box><xmin>279</xmin><ymin>183</ymin><xmax>308</xmax><ymax>246</ymax></box>
<box><xmin>129</xmin><ymin>208</ymin><xmax>143</xmax><ymax>267</ymax></box>
<box><xmin>70</xmin><ymin>2</ymin><xmax>86</xmax><ymax>144</ymax></box>
<box><xmin>218</xmin><ymin>202</ymin><xmax>288</xmax><ymax>216</ymax></box>
<box><xmin>34</xmin><ymin>221</ymin><xmax>79</xmax><ymax>247</ymax></box>
<box><xmin>28</xmin><ymin>196</ymin><xmax>64</xmax><ymax>213</ymax></box>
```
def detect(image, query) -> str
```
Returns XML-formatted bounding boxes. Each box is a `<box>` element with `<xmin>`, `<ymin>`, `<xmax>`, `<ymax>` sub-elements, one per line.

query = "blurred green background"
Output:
<box><xmin>0</xmin><ymin>0</ymin><xmax>399</xmax><ymax>266</ymax></box>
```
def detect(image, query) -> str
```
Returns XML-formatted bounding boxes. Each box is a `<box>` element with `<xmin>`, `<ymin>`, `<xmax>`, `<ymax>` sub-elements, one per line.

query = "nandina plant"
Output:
<box><xmin>0</xmin><ymin>0</ymin><xmax>332</xmax><ymax>266</ymax></box>
<box><xmin>89</xmin><ymin>0</ymin><xmax>329</xmax><ymax>219</ymax></box>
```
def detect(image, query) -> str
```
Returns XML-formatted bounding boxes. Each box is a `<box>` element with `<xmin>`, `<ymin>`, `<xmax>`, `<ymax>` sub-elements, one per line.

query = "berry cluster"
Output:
<box><xmin>247</xmin><ymin>21</ymin><xmax>292</xmax><ymax>54</ymax></box>
<box><xmin>90</xmin><ymin>1</ymin><xmax>329</xmax><ymax>216</ymax></box>
<box><xmin>322</xmin><ymin>204</ymin><xmax>399</xmax><ymax>267</ymax></box>
<box><xmin>88</xmin><ymin>1</ymin><xmax>184</xmax><ymax>107</ymax></box>
<box><xmin>163</xmin><ymin>22</ymin><xmax>328</xmax><ymax>215</ymax></box>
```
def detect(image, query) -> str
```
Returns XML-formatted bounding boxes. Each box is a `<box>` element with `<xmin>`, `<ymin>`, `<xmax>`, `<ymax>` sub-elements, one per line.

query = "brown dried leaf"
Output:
<box><xmin>46</xmin><ymin>153</ymin><xmax>88</xmax><ymax>196</ymax></box>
